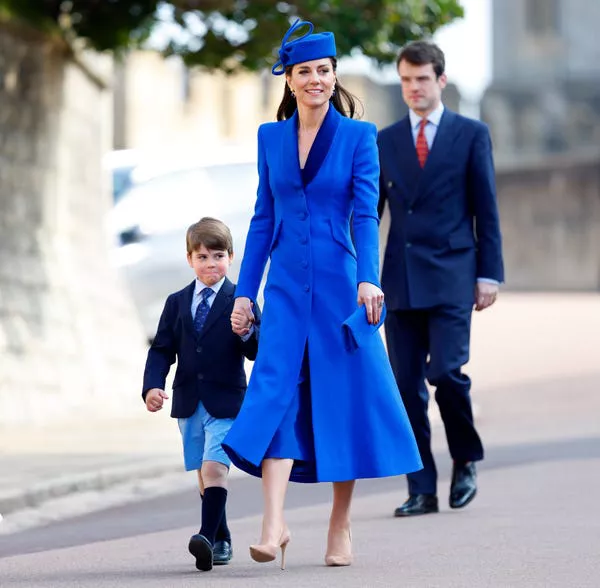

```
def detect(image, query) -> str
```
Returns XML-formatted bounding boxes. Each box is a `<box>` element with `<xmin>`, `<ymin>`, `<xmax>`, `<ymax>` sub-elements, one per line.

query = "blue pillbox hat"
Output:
<box><xmin>272</xmin><ymin>19</ymin><xmax>337</xmax><ymax>75</ymax></box>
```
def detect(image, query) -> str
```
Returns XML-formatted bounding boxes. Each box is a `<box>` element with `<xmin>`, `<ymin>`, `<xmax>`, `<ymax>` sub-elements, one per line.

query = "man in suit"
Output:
<box><xmin>377</xmin><ymin>41</ymin><xmax>504</xmax><ymax>516</ymax></box>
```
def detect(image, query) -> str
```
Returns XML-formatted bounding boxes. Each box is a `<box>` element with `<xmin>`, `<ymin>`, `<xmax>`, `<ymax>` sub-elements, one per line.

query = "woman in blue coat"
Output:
<box><xmin>224</xmin><ymin>20</ymin><xmax>422</xmax><ymax>568</ymax></box>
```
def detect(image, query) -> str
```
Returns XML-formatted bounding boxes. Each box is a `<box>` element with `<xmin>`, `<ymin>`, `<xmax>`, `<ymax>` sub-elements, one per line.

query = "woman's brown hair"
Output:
<box><xmin>276</xmin><ymin>57</ymin><xmax>362</xmax><ymax>121</ymax></box>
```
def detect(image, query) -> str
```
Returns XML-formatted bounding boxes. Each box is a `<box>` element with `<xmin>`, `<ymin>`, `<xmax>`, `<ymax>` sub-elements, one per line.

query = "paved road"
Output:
<box><xmin>1</xmin><ymin>294</ymin><xmax>599</xmax><ymax>586</ymax></box>
<box><xmin>1</xmin><ymin>370</ymin><xmax>599</xmax><ymax>587</ymax></box>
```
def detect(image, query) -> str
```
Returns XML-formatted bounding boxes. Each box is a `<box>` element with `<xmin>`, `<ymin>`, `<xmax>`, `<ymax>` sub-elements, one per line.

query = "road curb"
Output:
<box><xmin>0</xmin><ymin>458</ymin><xmax>183</xmax><ymax>516</ymax></box>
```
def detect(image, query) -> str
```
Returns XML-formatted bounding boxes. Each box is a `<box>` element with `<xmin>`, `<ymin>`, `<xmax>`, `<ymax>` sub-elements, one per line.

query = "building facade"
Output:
<box><xmin>482</xmin><ymin>0</ymin><xmax>600</xmax><ymax>160</ymax></box>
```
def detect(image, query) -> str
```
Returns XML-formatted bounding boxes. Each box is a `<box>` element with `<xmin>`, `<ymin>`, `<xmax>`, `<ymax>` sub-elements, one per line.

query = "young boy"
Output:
<box><xmin>142</xmin><ymin>217</ymin><xmax>259</xmax><ymax>572</ymax></box>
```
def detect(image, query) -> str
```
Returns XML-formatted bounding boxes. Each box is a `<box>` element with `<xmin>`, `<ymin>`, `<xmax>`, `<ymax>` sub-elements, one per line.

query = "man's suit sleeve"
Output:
<box><xmin>142</xmin><ymin>295</ymin><xmax>177</xmax><ymax>400</ymax></box>
<box><xmin>468</xmin><ymin>124</ymin><xmax>505</xmax><ymax>282</ymax></box>
<box><xmin>376</xmin><ymin>133</ymin><xmax>388</xmax><ymax>219</ymax></box>
<box><xmin>352</xmin><ymin>123</ymin><xmax>381</xmax><ymax>288</ymax></box>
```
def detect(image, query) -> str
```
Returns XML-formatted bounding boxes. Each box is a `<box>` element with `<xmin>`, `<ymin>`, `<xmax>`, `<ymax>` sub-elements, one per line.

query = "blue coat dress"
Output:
<box><xmin>223</xmin><ymin>106</ymin><xmax>422</xmax><ymax>483</ymax></box>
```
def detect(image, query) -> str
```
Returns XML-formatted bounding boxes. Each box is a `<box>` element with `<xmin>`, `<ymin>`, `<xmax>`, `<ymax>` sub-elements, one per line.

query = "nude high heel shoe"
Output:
<box><xmin>249</xmin><ymin>527</ymin><xmax>291</xmax><ymax>570</ymax></box>
<box><xmin>325</xmin><ymin>527</ymin><xmax>353</xmax><ymax>567</ymax></box>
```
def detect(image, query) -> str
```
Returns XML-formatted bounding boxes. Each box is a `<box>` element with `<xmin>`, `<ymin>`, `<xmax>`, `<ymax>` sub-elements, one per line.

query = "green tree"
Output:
<box><xmin>0</xmin><ymin>1</ymin><xmax>463</xmax><ymax>72</ymax></box>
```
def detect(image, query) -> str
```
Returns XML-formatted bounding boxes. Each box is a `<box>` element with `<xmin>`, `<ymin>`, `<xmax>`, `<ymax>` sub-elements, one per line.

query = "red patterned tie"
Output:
<box><xmin>416</xmin><ymin>118</ymin><xmax>429</xmax><ymax>168</ymax></box>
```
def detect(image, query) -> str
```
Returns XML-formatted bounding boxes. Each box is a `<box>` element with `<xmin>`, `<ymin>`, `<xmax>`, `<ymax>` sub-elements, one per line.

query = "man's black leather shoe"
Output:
<box><xmin>188</xmin><ymin>534</ymin><xmax>213</xmax><ymax>571</ymax></box>
<box><xmin>212</xmin><ymin>540</ymin><xmax>233</xmax><ymax>565</ymax></box>
<box><xmin>449</xmin><ymin>462</ymin><xmax>477</xmax><ymax>509</ymax></box>
<box><xmin>394</xmin><ymin>494</ymin><xmax>439</xmax><ymax>517</ymax></box>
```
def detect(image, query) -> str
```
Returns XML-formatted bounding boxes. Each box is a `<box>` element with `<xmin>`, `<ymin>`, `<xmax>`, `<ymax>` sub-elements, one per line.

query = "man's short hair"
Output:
<box><xmin>396</xmin><ymin>41</ymin><xmax>445</xmax><ymax>78</ymax></box>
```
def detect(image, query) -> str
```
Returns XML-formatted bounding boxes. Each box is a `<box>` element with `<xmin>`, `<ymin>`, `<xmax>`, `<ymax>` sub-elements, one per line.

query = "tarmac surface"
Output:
<box><xmin>0</xmin><ymin>293</ymin><xmax>599</xmax><ymax>586</ymax></box>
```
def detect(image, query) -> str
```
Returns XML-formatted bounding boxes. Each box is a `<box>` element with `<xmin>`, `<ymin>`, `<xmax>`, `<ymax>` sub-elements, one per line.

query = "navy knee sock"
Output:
<box><xmin>199</xmin><ymin>487</ymin><xmax>228</xmax><ymax>546</ymax></box>
<box><xmin>215</xmin><ymin>505</ymin><xmax>231</xmax><ymax>543</ymax></box>
<box><xmin>200</xmin><ymin>490</ymin><xmax>231</xmax><ymax>542</ymax></box>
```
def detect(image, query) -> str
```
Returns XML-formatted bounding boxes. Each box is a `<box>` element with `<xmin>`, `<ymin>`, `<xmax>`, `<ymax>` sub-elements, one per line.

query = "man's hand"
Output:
<box><xmin>145</xmin><ymin>388</ymin><xmax>169</xmax><ymax>412</ymax></box>
<box><xmin>474</xmin><ymin>282</ymin><xmax>499</xmax><ymax>312</ymax></box>
<box><xmin>358</xmin><ymin>282</ymin><xmax>385</xmax><ymax>325</ymax></box>
<box><xmin>231</xmin><ymin>297</ymin><xmax>254</xmax><ymax>336</ymax></box>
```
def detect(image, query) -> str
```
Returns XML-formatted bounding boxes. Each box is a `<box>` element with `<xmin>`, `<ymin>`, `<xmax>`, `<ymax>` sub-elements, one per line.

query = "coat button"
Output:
<box><xmin>299</xmin><ymin>212</ymin><xmax>307</xmax><ymax>220</ymax></box>
<box><xmin>406</xmin><ymin>242</ymin><xmax>412</xmax><ymax>248</ymax></box>
<box><xmin>196</xmin><ymin>346</ymin><xmax>202</xmax><ymax>353</ymax></box>
<box><xmin>304</xmin><ymin>284</ymin><xmax>310</xmax><ymax>292</ymax></box>
<box><xmin>197</xmin><ymin>373</ymin><xmax>204</xmax><ymax>380</ymax></box>
<box><xmin>407</xmin><ymin>209</ymin><xmax>413</xmax><ymax>215</ymax></box>
<box><xmin>387</xmin><ymin>180</ymin><xmax>393</xmax><ymax>188</ymax></box>
<box><xmin>301</xmin><ymin>260</ymin><xmax>308</xmax><ymax>268</ymax></box>
<box><xmin>300</xmin><ymin>236</ymin><xmax>308</xmax><ymax>244</ymax></box>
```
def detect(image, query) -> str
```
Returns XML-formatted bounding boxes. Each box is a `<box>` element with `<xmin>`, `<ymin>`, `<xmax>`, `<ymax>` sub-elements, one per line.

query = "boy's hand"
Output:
<box><xmin>145</xmin><ymin>388</ymin><xmax>169</xmax><ymax>412</ymax></box>
<box><xmin>231</xmin><ymin>297</ymin><xmax>254</xmax><ymax>336</ymax></box>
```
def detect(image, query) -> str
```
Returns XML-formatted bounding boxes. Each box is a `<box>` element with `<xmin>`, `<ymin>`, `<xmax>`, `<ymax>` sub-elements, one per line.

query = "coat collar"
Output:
<box><xmin>281</xmin><ymin>106</ymin><xmax>342</xmax><ymax>191</ymax></box>
<box><xmin>301</xmin><ymin>104</ymin><xmax>341</xmax><ymax>187</ymax></box>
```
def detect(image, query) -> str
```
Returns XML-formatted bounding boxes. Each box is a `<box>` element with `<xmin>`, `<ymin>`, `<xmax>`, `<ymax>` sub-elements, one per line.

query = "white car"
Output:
<box><xmin>108</xmin><ymin>158</ymin><xmax>258</xmax><ymax>341</ymax></box>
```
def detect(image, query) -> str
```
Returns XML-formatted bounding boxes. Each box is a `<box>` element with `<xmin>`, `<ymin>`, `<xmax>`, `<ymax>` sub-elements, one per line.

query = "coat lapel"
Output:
<box><xmin>414</xmin><ymin>109</ymin><xmax>460</xmax><ymax>205</ymax></box>
<box><xmin>281</xmin><ymin>111</ymin><xmax>304</xmax><ymax>193</ymax></box>
<box><xmin>197</xmin><ymin>277</ymin><xmax>234</xmax><ymax>341</ymax></box>
<box><xmin>391</xmin><ymin>117</ymin><xmax>422</xmax><ymax>197</ymax></box>
<box><xmin>302</xmin><ymin>105</ymin><xmax>340</xmax><ymax>187</ymax></box>
<box><xmin>181</xmin><ymin>281</ymin><xmax>197</xmax><ymax>337</ymax></box>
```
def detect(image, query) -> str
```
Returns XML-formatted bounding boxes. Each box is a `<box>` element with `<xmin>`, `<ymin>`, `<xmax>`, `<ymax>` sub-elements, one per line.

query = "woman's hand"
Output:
<box><xmin>231</xmin><ymin>297</ymin><xmax>255</xmax><ymax>336</ymax></box>
<box><xmin>358</xmin><ymin>282</ymin><xmax>385</xmax><ymax>325</ymax></box>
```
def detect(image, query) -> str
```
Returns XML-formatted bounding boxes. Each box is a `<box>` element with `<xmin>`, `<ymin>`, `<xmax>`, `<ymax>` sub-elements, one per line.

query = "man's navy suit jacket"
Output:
<box><xmin>142</xmin><ymin>277</ymin><xmax>260</xmax><ymax>419</ymax></box>
<box><xmin>377</xmin><ymin>109</ymin><xmax>504</xmax><ymax>309</ymax></box>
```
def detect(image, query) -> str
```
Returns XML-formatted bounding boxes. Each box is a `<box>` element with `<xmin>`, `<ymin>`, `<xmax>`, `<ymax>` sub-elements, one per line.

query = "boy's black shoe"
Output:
<box><xmin>212</xmin><ymin>540</ymin><xmax>233</xmax><ymax>565</ymax></box>
<box><xmin>188</xmin><ymin>534</ymin><xmax>213</xmax><ymax>571</ymax></box>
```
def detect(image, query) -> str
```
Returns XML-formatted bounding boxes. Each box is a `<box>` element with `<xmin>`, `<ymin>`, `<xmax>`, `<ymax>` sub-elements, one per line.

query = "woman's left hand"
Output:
<box><xmin>358</xmin><ymin>282</ymin><xmax>385</xmax><ymax>325</ymax></box>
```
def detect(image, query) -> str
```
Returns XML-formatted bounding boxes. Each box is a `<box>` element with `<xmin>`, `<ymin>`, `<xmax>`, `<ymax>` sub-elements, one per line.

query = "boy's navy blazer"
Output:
<box><xmin>377</xmin><ymin>109</ymin><xmax>504</xmax><ymax>309</ymax></box>
<box><xmin>142</xmin><ymin>277</ymin><xmax>260</xmax><ymax>419</ymax></box>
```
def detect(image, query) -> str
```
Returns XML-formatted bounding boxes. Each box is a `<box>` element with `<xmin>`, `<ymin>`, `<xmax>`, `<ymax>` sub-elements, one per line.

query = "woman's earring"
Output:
<box><xmin>290</xmin><ymin>87</ymin><xmax>295</xmax><ymax>98</ymax></box>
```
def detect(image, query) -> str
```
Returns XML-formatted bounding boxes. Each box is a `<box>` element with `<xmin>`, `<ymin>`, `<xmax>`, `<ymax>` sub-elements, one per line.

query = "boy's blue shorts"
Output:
<box><xmin>177</xmin><ymin>401</ymin><xmax>234</xmax><ymax>471</ymax></box>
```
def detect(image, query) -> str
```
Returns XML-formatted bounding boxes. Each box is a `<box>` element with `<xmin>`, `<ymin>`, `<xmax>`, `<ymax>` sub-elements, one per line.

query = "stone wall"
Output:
<box><xmin>485</xmin><ymin>0</ymin><xmax>600</xmax><ymax>160</ymax></box>
<box><xmin>481</xmin><ymin>81</ymin><xmax>600</xmax><ymax>159</ymax></box>
<box><xmin>0</xmin><ymin>22</ymin><xmax>147</xmax><ymax>425</ymax></box>
<box><xmin>496</xmin><ymin>151</ymin><xmax>600</xmax><ymax>291</ymax></box>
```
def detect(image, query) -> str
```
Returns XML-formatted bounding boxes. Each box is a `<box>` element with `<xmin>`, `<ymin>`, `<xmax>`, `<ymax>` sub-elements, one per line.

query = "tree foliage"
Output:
<box><xmin>0</xmin><ymin>0</ymin><xmax>463</xmax><ymax>72</ymax></box>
